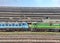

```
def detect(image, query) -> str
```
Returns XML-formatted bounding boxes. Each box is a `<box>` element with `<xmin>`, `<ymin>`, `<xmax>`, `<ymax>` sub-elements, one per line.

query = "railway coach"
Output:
<box><xmin>0</xmin><ymin>22</ymin><xmax>29</xmax><ymax>31</ymax></box>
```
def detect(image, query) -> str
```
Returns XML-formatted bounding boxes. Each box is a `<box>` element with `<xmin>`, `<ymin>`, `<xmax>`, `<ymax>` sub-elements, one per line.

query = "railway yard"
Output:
<box><xmin>0</xmin><ymin>7</ymin><xmax>60</xmax><ymax>43</ymax></box>
<box><xmin>0</xmin><ymin>32</ymin><xmax>59</xmax><ymax>43</ymax></box>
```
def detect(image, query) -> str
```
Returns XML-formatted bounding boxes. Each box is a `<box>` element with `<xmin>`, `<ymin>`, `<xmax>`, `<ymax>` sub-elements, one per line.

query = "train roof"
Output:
<box><xmin>0</xmin><ymin>22</ymin><xmax>28</xmax><ymax>23</ymax></box>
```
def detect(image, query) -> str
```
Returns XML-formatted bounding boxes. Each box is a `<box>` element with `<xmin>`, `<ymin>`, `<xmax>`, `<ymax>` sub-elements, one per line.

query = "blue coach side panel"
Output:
<box><xmin>0</xmin><ymin>22</ymin><xmax>29</xmax><ymax>29</ymax></box>
<box><xmin>21</xmin><ymin>22</ymin><xmax>29</xmax><ymax>29</ymax></box>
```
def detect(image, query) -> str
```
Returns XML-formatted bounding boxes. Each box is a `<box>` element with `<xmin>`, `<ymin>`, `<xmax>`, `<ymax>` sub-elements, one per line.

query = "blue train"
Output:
<box><xmin>0</xmin><ymin>22</ymin><xmax>29</xmax><ymax>31</ymax></box>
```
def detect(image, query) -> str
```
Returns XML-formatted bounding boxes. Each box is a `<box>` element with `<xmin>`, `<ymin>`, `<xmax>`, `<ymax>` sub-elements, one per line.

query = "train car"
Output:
<box><xmin>0</xmin><ymin>22</ymin><xmax>29</xmax><ymax>31</ymax></box>
<box><xmin>30</xmin><ymin>22</ymin><xmax>60</xmax><ymax>32</ymax></box>
<box><xmin>49</xmin><ymin>23</ymin><xmax>60</xmax><ymax>32</ymax></box>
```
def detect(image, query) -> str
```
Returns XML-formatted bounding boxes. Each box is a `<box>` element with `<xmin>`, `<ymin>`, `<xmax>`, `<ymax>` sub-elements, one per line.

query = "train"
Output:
<box><xmin>30</xmin><ymin>22</ymin><xmax>60</xmax><ymax>32</ymax></box>
<box><xmin>0</xmin><ymin>22</ymin><xmax>29</xmax><ymax>31</ymax></box>
<box><xmin>0</xmin><ymin>22</ymin><xmax>60</xmax><ymax>32</ymax></box>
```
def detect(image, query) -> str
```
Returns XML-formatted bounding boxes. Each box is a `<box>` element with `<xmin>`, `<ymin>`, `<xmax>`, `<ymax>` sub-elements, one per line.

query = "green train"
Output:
<box><xmin>30</xmin><ymin>22</ymin><xmax>60</xmax><ymax>32</ymax></box>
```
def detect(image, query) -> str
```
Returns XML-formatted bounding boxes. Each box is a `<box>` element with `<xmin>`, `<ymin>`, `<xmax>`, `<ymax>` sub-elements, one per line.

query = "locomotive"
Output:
<box><xmin>30</xmin><ymin>22</ymin><xmax>60</xmax><ymax>32</ymax></box>
<box><xmin>30</xmin><ymin>18</ymin><xmax>60</xmax><ymax>32</ymax></box>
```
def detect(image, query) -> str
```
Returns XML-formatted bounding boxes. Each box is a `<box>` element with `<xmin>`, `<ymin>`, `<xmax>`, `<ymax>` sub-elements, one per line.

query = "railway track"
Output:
<box><xmin>0</xmin><ymin>35</ymin><xmax>60</xmax><ymax>43</ymax></box>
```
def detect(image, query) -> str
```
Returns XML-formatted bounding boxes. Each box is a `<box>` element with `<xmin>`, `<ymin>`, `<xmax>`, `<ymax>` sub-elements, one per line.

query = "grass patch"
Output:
<box><xmin>0</xmin><ymin>32</ymin><xmax>60</xmax><ymax>35</ymax></box>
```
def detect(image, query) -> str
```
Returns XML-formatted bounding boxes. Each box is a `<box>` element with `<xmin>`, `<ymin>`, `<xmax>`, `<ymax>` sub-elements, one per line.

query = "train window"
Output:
<box><xmin>6</xmin><ymin>24</ymin><xmax>8</xmax><ymax>26</ymax></box>
<box><xmin>19</xmin><ymin>24</ymin><xmax>21</xmax><ymax>26</ymax></box>
<box><xmin>9</xmin><ymin>24</ymin><xmax>11</xmax><ymax>26</ymax></box>
<box><xmin>2</xmin><ymin>24</ymin><xmax>4</xmax><ymax>26</ymax></box>
<box><xmin>15</xmin><ymin>24</ymin><xmax>18</xmax><ymax>26</ymax></box>
<box><xmin>0</xmin><ymin>24</ymin><xmax>1</xmax><ymax>26</ymax></box>
<box><xmin>33</xmin><ymin>23</ymin><xmax>37</xmax><ymax>25</ymax></box>
<box><xmin>22</xmin><ymin>23</ymin><xmax>26</xmax><ymax>25</ymax></box>
<box><xmin>12</xmin><ymin>24</ymin><xmax>15</xmax><ymax>26</ymax></box>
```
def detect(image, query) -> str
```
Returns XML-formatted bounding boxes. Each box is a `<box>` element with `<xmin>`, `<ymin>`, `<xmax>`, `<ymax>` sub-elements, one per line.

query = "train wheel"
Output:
<box><xmin>54</xmin><ymin>29</ymin><xmax>59</xmax><ymax>32</ymax></box>
<box><xmin>28</xmin><ymin>28</ymin><xmax>31</xmax><ymax>31</ymax></box>
<box><xmin>48</xmin><ymin>29</ymin><xmax>57</xmax><ymax>32</ymax></box>
<box><xmin>48</xmin><ymin>29</ymin><xmax>53</xmax><ymax>32</ymax></box>
<box><xmin>6</xmin><ymin>28</ymin><xmax>9</xmax><ymax>32</ymax></box>
<box><xmin>58</xmin><ymin>29</ymin><xmax>60</xmax><ymax>32</ymax></box>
